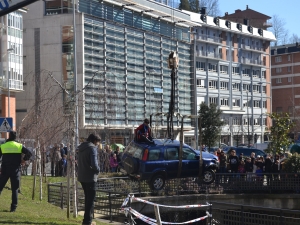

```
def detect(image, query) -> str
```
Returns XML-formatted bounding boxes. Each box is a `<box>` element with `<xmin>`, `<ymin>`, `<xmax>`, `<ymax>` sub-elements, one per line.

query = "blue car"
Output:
<box><xmin>119</xmin><ymin>139</ymin><xmax>219</xmax><ymax>190</ymax></box>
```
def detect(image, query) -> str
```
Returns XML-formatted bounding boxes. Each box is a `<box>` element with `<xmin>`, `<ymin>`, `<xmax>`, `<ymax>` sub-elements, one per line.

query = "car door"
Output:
<box><xmin>181</xmin><ymin>147</ymin><xmax>198</xmax><ymax>177</ymax></box>
<box><xmin>164</xmin><ymin>147</ymin><xmax>179</xmax><ymax>179</ymax></box>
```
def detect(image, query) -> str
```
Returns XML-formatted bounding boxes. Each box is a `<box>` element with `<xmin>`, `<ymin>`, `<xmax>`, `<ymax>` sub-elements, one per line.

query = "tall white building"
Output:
<box><xmin>0</xmin><ymin>10</ymin><xmax>26</xmax><ymax>133</ymax></box>
<box><xmin>183</xmin><ymin>9</ymin><xmax>276</xmax><ymax>146</ymax></box>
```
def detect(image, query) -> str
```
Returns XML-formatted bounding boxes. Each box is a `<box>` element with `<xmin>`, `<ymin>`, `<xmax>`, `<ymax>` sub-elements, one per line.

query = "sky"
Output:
<box><xmin>218</xmin><ymin>0</ymin><xmax>300</xmax><ymax>38</ymax></box>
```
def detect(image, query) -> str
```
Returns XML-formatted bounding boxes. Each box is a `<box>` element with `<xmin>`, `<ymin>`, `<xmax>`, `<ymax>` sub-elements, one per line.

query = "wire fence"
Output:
<box><xmin>48</xmin><ymin>174</ymin><xmax>300</xmax><ymax>224</ymax></box>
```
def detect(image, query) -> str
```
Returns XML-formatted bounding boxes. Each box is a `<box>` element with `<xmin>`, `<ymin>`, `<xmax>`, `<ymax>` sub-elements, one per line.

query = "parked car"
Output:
<box><xmin>119</xmin><ymin>139</ymin><xmax>219</xmax><ymax>190</ymax></box>
<box><xmin>223</xmin><ymin>147</ymin><xmax>267</xmax><ymax>158</ymax></box>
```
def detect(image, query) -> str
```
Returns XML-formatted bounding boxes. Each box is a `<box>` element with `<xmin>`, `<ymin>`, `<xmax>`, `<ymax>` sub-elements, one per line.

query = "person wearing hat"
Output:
<box><xmin>135</xmin><ymin>118</ymin><xmax>153</xmax><ymax>143</ymax></box>
<box><xmin>0</xmin><ymin>131</ymin><xmax>32</xmax><ymax>212</ymax></box>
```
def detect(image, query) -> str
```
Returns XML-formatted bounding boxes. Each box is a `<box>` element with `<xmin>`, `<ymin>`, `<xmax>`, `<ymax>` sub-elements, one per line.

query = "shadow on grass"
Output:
<box><xmin>0</xmin><ymin>221</ymin><xmax>79</xmax><ymax>225</ymax></box>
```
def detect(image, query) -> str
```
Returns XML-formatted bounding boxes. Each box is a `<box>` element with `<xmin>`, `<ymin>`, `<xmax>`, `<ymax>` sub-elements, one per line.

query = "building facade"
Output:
<box><xmin>183</xmin><ymin>9</ymin><xmax>275</xmax><ymax>146</ymax></box>
<box><xmin>271</xmin><ymin>43</ymin><xmax>300</xmax><ymax>141</ymax></box>
<box><xmin>0</xmin><ymin>10</ymin><xmax>25</xmax><ymax>134</ymax></box>
<box><xmin>18</xmin><ymin>0</ymin><xmax>197</xmax><ymax>145</ymax></box>
<box><xmin>221</xmin><ymin>5</ymin><xmax>272</xmax><ymax>30</ymax></box>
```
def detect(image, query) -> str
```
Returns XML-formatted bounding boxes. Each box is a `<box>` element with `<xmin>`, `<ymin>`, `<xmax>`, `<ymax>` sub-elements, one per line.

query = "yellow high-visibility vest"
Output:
<box><xmin>0</xmin><ymin>141</ymin><xmax>22</xmax><ymax>154</ymax></box>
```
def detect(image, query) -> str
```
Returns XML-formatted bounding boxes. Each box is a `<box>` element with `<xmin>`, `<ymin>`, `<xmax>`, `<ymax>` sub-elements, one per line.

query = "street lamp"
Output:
<box><xmin>246</xmin><ymin>90</ymin><xmax>250</xmax><ymax>146</ymax></box>
<box><xmin>7</xmin><ymin>47</ymin><xmax>14</xmax><ymax>118</ymax></box>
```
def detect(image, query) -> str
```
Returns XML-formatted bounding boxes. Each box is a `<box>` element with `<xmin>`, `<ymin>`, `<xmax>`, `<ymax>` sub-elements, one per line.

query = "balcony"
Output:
<box><xmin>241</xmin><ymin>58</ymin><xmax>266</xmax><ymax>67</ymax></box>
<box><xmin>197</xmin><ymin>51</ymin><xmax>222</xmax><ymax>60</ymax></box>
<box><xmin>197</xmin><ymin>34</ymin><xmax>222</xmax><ymax>45</ymax></box>
<box><xmin>0</xmin><ymin>78</ymin><xmax>23</xmax><ymax>91</ymax></box>
<box><xmin>241</xmin><ymin>44</ymin><xmax>265</xmax><ymax>53</ymax></box>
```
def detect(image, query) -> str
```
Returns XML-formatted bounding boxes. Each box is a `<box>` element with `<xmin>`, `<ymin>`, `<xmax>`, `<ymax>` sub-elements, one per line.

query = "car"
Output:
<box><xmin>119</xmin><ymin>139</ymin><xmax>219</xmax><ymax>190</ymax></box>
<box><xmin>224</xmin><ymin>146</ymin><xmax>267</xmax><ymax>158</ymax></box>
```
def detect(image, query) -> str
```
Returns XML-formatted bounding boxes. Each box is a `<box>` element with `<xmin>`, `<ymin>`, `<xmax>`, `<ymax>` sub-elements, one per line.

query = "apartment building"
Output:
<box><xmin>183</xmin><ymin>8</ymin><xmax>275</xmax><ymax>146</ymax></box>
<box><xmin>0</xmin><ymin>10</ymin><xmax>26</xmax><ymax>133</ymax></box>
<box><xmin>221</xmin><ymin>5</ymin><xmax>272</xmax><ymax>30</ymax></box>
<box><xmin>271</xmin><ymin>43</ymin><xmax>300</xmax><ymax>140</ymax></box>
<box><xmin>17</xmin><ymin>0</ymin><xmax>197</xmax><ymax>144</ymax></box>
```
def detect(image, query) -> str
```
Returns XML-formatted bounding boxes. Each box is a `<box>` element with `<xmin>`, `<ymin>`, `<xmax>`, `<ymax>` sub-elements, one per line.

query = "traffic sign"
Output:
<box><xmin>0</xmin><ymin>117</ymin><xmax>13</xmax><ymax>132</ymax></box>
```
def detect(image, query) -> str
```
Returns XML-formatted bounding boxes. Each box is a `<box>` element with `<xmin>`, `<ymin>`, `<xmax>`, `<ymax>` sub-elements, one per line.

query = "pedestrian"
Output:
<box><xmin>77</xmin><ymin>133</ymin><xmax>101</xmax><ymax>225</ymax></box>
<box><xmin>109</xmin><ymin>153</ymin><xmax>118</xmax><ymax>172</ymax></box>
<box><xmin>0</xmin><ymin>131</ymin><xmax>32</xmax><ymax>212</ymax></box>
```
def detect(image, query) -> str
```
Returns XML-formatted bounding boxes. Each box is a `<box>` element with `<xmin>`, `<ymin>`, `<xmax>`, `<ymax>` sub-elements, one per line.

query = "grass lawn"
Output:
<box><xmin>0</xmin><ymin>176</ymin><xmax>109</xmax><ymax>225</ymax></box>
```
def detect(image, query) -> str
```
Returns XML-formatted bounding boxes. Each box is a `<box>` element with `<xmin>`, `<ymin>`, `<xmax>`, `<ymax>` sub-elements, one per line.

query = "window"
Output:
<box><xmin>253</xmin><ymin>118</ymin><xmax>259</xmax><ymax>125</ymax></box>
<box><xmin>275</xmin><ymin>56</ymin><xmax>281</xmax><ymax>62</ymax></box>
<box><xmin>232</xmin><ymin>99</ymin><xmax>240</xmax><ymax>107</ymax></box>
<box><xmin>253</xmin><ymin>100</ymin><xmax>260</xmax><ymax>108</ymax></box>
<box><xmin>233</xmin><ymin>117</ymin><xmax>241</xmax><ymax>125</ymax></box>
<box><xmin>276</xmin><ymin>67</ymin><xmax>282</xmax><ymax>73</ymax></box>
<box><xmin>288</xmin><ymin>106</ymin><xmax>293</xmax><ymax>115</ymax></box>
<box><xmin>243</xmin><ymin>84</ymin><xmax>250</xmax><ymax>91</ymax></box>
<box><xmin>220</xmin><ymin>65</ymin><xmax>228</xmax><ymax>74</ymax></box>
<box><xmin>263</xmin><ymin>101</ymin><xmax>267</xmax><ymax>108</ymax></box>
<box><xmin>232</xmin><ymin>66</ymin><xmax>240</xmax><ymax>75</ymax></box>
<box><xmin>197</xmin><ymin>79</ymin><xmax>205</xmax><ymax>87</ymax></box>
<box><xmin>208</xmin><ymin>63</ymin><xmax>217</xmax><ymax>72</ymax></box>
<box><xmin>276</xmin><ymin>107</ymin><xmax>282</xmax><ymax>113</ymax></box>
<box><xmin>148</xmin><ymin>149</ymin><xmax>160</xmax><ymax>161</ymax></box>
<box><xmin>232</xmin><ymin>83</ymin><xmax>240</xmax><ymax>91</ymax></box>
<box><xmin>262</xmin><ymin>86</ymin><xmax>266</xmax><ymax>93</ymax></box>
<box><xmin>220</xmin><ymin>98</ymin><xmax>229</xmax><ymax>106</ymax></box>
<box><xmin>276</xmin><ymin>78</ymin><xmax>282</xmax><ymax>83</ymax></box>
<box><xmin>288</xmin><ymin>66</ymin><xmax>292</xmax><ymax>72</ymax></box>
<box><xmin>208</xmin><ymin>80</ymin><xmax>218</xmax><ymax>89</ymax></box>
<box><xmin>252</xmin><ymin>70</ymin><xmax>259</xmax><ymax>78</ymax></box>
<box><xmin>165</xmin><ymin>148</ymin><xmax>178</xmax><ymax>160</ymax></box>
<box><xmin>243</xmin><ymin>118</ymin><xmax>250</xmax><ymax>125</ymax></box>
<box><xmin>220</xmin><ymin>81</ymin><xmax>228</xmax><ymax>90</ymax></box>
<box><xmin>252</xmin><ymin>85</ymin><xmax>259</xmax><ymax>93</ymax></box>
<box><xmin>288</xmin><ymin>77</ymin><xmax>292</xmax><ymax>82</ymax></box>
<box><xmin>242</xmin><ymin>68</ymin><xmax>250</xmax><ymax>76</ymax></box>
<box><xmin>196</xmin><ymin>61</ymin><xmax>206</xmax><ymax>71</ymax></box>
<box><xmin>288</xmin><ymin>54</ymin><xmax>291</xmax><ymax>61</ymax></box>
<box><xmin>261</xmin><ymin>71</ymin><xmax>266</xmax><ymax>79</ymax></box>
<box><xmin>209</xmin><ymin>97</ymin><xmax>217</xmax><ymax>104</ymax></box>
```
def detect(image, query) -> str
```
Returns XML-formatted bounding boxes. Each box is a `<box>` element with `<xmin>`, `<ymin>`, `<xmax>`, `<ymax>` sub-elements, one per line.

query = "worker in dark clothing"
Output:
<box><xmin>77</xmin><ymin>134</ymin><xmax>101</xmax><ymax>225</ymax></box>
<box><xmin>0</xmin><ymin>131</ymin><xmax>32</xmax><ymax>212</ymax></box>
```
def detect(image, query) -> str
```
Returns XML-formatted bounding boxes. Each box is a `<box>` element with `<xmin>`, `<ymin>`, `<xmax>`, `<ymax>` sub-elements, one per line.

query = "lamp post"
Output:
<box><xmin>7</xmin><ymin>47</ymin><xmax>14</xmax><ymax>118</ymax></box>
<box><xmin>246</xmin><ymin>90</ymin><xmax>250</xmax><ymax>146</ymax></box>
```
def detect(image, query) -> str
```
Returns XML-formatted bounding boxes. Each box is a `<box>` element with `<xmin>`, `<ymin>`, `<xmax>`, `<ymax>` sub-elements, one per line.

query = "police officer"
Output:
<box><xmin>0</xmin><ymin>131</ymin><xmax>32</xmax><ymax>212</ymax></box>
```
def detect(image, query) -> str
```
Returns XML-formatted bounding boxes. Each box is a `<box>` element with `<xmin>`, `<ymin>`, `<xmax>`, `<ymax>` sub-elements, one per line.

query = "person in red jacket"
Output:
<box><xmin>135</xmin><ymin>118</ymin><xmax>153</xmax><ymax>143</ymax></box>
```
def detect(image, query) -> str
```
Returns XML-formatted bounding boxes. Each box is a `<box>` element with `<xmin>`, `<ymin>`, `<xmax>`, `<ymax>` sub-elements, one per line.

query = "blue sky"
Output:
<box><xmin>218</xmin><ymin>0</ymin><xmax>300</xmax><ymax>38</ymax></box>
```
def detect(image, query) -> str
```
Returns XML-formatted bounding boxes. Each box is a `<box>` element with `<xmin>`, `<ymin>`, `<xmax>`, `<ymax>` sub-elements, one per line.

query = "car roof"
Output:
<box><xmin>132</xmin><ymin>139</ymin><xmax>191</xmax><ymax>148</ymax></box>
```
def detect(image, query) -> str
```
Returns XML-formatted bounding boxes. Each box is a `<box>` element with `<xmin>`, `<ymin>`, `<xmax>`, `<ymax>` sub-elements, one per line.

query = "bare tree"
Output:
<box><xmin>269</xmin><ymin>14</ymin><xmax>288</xmax><ymax>46</ymax></box>
<box><xmin>199</xmin><ymin>0</ymin><xmax>220</xmax><ymax>17</ymax></box>
<box><xmin>289</xmin><ymin>33</ymin><xmax>300</xmax><ymax>44</ymax></box>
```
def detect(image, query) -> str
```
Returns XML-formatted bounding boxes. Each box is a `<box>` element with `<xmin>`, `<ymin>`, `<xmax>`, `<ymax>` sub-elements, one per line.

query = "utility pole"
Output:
<box><xmin>247</xmin><ymin>91</ymin><xmax>250</xmax><ymax>146</ymax></box>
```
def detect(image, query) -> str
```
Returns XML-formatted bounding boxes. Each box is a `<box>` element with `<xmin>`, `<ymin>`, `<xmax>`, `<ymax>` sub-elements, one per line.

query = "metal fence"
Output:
<box><xmin>48</xmin><ymin>173</ymin><xmax>300</xmax><ymax>224</ymax></box>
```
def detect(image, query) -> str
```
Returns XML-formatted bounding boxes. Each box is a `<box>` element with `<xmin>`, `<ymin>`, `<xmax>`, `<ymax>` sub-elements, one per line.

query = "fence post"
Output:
<box><xmin>154</xmin><ymin>205</ymin><xmax>162</xmax><ymax>225</ymax></box>
<box><xmin>60</xmin><ymin>182</ymin><xmax>64</xmax><ymax>209</ymax></box>
<box><xmin>209</xmin><ymin>204</ymin><xmax>212</xmax><ymax>225</ymax></box>
<box><xmin>280</xmin><ymin>209</ymin><xmax>283</xmax><ymax>225</ymax></box>
<box><xmin>47</xmin><ymin>183</ymin><xmax>50</xmax><ymax>203</ymax></box>
<box><xmin>240</xmin><ymin>205</ymin><xmax>244</xmax><ymax>225</ymax></box>
<box><xmin>109</xmin><ymin>192</ymin><xmax>112</xmax><ymax>222</ymax></box>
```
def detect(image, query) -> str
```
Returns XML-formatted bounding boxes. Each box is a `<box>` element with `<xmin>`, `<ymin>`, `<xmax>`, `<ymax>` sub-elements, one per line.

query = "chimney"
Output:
<box><xmin>246</xmin><ymin>5</ymin><xmax>248</xmax><ymax>9</ymax></box>
<box><xmin>225</xmin><ymin>12</ymin><xmax>228</xmax><ymax>16</ymax></box>
<box><xmin>201</xmin><ymin>7</ymin><xmax>207</xmax><ymax>15</ymax></box>
<box><xmin>244</xmin><ymin>18</ymin><xmax>249</xmax><ymax>26</ymax></box>
<box><xmin>235</xmin><ymin>9</ymin><xmax>241</xmax><ymax>13</ymax></box>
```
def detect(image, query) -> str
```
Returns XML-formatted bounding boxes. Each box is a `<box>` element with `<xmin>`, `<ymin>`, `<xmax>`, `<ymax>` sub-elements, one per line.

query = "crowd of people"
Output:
<box><xmin>212</xmin><ymin>147</ymin><xmax>287</xmax><ymax>183</ymax></box>
<box><xmin>47</xmin><ymin>142</ymin><xmax>123</xmax><ymax>177</ymax></box>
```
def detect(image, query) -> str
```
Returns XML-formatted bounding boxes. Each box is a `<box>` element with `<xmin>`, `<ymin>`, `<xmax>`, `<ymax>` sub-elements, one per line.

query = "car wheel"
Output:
<box><xmin>122</xmin><ymin>156</ymin><xmax>138</xmax><ymax>174</ymax></box>
<box><xmin>150</xmin><ymin>174</ymin><xmax>165</xmax><ymax>190</ymax></box>
<box><xmin>202</xmin><ymin>169</ymin><xmax>215</xmax><ymax>184</ymax></box>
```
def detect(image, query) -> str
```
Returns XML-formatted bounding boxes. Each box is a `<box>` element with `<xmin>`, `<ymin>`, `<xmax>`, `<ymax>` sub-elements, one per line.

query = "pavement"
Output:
<box><xmin>78</xmin><ymin>211</ymin><xmax>125</xmax><ymax>225</ymax></box>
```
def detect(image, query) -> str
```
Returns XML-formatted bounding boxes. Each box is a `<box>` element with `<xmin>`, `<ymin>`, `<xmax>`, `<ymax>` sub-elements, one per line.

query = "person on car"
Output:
<box><xmin>135</xmin><ymin>118</ymin><xmax>154</xmax><ymax>144</ymax></box>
